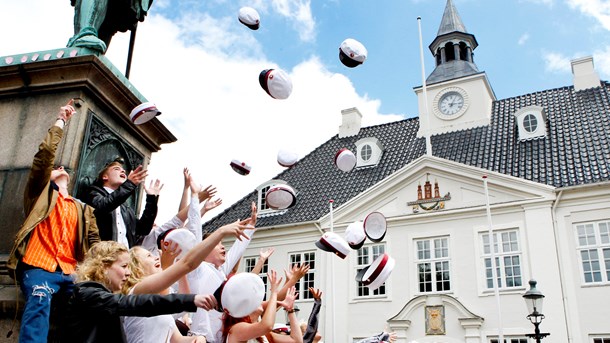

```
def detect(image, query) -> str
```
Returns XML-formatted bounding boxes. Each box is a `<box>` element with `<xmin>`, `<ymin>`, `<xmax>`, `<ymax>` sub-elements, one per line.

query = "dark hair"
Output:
<box><xmin>157</xmin><ymin>228</ymin><xmax>176</xmax><ymax>249</ymax></box>
<box><xmin>96</xmin><ymin>157</ymin><xmax>125</xmax><ymax>184</ymax></box>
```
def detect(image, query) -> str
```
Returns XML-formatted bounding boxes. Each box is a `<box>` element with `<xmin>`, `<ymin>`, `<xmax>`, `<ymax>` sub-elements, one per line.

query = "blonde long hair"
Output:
<box><xmin>76</xmin><ymin>241</ymin><xmax>129</xmax><ymax>288</ymax></box>
<box><xmin>121</xmin><ymin>246</ymin><xmax>149</xmax><ymax>294</ymax></box>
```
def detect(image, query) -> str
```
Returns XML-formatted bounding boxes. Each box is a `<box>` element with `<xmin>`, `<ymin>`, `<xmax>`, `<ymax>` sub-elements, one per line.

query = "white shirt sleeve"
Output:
<box><xmin>220</xmin><ymin>228</ymin><xmax>255</xmax><ymax>275</ymax></box>
<box><xmin>185</xmin><ymin>195</ymin><xmax>202</xmax><ymax>241</ymax></box>
<box><xmin>140</xmin><ymin>215</ymin><xmax>185</xmax><ymax>253</ymax></box>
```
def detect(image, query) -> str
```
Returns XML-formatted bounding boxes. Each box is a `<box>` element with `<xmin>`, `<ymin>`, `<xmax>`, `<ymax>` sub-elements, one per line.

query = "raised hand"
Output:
<box><xmin>268</xmin><ymin>270</ymin><xmax>283</xmax><ymax>293</ymax></box>
<box><xmin>285</xmin><ymin>263</ymin><xmax>310</xmax><ymax>282</ymax></box>
<box><xmin>219</xmin><ymin>218</ymin><xmax>251</xmax><ymax>241</ymax></box>
<box><xmin>160</xmin><ymin>240</ymin><xmax>181</xmax><ymax>270</ymax></box>
<box><xmin>277</xmin><ymin>286</ymin><xmax>298</xmax><ymax>310</ymax></box>
<box><xmin>246</xmin><ymin>201</ymin><xmax>258</xmax><ymax>227</ymax></box>
<box><xmin>182</xmin><ymin>167</ymin><xmax>190</xmax><ymax>189</ymax></box>
<box><xmin>308</xmin><ymin>287</ymin><xmax>322</xmax><ymax>301</ymax></box>
<box><xmin>144</xmin><ymin>179</ymin><xmax>164</xmax><ymax>195</ymax></box>
<box><xmin>127</xmin><ymin>165</ymin><xmax>148</xmax><ymax>185</ymax></box>
<box><xmin>197</xmin><ymin>185</ymin><xmax>217</xmax><ymax>202</ymax></box>
<box><xmin>203</xmin><ymin>198</ymin><xmax>222</xmax><ymax>212</ymax></box>
<box><xmin>58</xmin><ymin>99</ymin><xmax>76</xmax><ymax>121</ymax></box>
<box><xmin>259</xmin><ymin>247</ymin><xmax>275</xmax><ymax>261</ymax></box>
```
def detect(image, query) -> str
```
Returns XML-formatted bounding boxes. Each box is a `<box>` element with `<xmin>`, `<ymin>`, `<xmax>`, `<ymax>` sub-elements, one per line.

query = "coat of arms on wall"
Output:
<box><xmin>407</xmin><ymin>173</ymin><xmax>451</xmax><ymax>213</ymax></box>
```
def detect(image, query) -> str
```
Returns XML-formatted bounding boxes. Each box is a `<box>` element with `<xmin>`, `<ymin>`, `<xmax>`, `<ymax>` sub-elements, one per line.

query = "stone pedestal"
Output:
<box><xmin>0</xmin><ymin>47</ymin><xmax>176</xmax><ymax>340</ymax></box>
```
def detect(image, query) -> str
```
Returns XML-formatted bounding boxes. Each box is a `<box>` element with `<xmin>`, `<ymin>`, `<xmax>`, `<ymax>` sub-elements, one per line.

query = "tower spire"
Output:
<box><xmin>437</xmin><ymin>0</ymin><xmax>467</xmax><ymax>36</ymax></box>
<box><xmin>426</xmin><ymin>0</ymin><xmax>480</xmax><ymax>84</ymax></box>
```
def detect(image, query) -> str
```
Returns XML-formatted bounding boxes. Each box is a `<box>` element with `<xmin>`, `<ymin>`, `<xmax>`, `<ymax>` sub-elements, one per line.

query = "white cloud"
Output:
<box><xmin>271</xmin><ymin>0</ymin><xmax>316</xmax><ymax>42</ymax></box>
<box><xmin>542</xmin><ymin>51</ymin><xmax>572</xmax><ymax>73</ymax></box>
<box><xmin>518</xmin><ymin>33</ymin><xmax>530</xmax><ymax>45</ymax></box>
<box><xmin>593</xmin><ymin>45</ymin><xmax>610</xmax><ymax>77</ymax></box>
<box><xmin>0</xmin><ymin>2</ymin><xmax>399</xmax><ymax>223</ymax></box>
<box><xmin>566</xmin><ymin>0</ymin><xmax>610</xmax><ymax>31</ymax></box>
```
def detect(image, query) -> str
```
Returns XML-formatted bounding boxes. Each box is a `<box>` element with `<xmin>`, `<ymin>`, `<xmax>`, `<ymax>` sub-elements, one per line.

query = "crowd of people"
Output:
<box><xmin>7</xmin><ymin>99</ymin><xmax>397</xmax><ymax>343</ymax></box>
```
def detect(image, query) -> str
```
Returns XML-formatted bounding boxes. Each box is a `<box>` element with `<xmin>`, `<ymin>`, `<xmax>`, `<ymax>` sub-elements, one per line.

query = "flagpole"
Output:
<box><xmin>328</xmin><ymin>199</ymin><xmax>336</xmax><ymax>342</ymax></box>
<box><xmin>483</xmin><ymin>175</ymin><xmax>504</xmax><ymax>342</ymax></box>
<box><xmin>417</xmin><ymin>16</ymin><xmax>433</xmax><ymax>156</ymax></box>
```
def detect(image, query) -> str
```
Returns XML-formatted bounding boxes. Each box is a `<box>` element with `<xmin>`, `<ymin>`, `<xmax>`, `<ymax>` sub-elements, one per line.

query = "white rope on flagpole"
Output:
<box><xmin>417</xmin><ymin>16</ymin><xmax>433</xmax><ymax>156</ymax></box>
<box><xmin>483</xmin><ymin>175</ymin><xmax>504</xmax><ymax>342</ymax></box>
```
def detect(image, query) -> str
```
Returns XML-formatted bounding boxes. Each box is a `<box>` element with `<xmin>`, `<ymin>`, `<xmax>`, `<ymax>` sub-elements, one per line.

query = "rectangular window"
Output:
<box><xmin>576</xmin><ymin>221</ymin><xmax>610</xmax><ymax>284</ymax></box>
<box><xmin>356</xmin><ymin>244</ymin><xmax>386</xmax><ymax>297</ymax></box>
<box><xmin>593</xmin><ymin>338</ymin><xmax>610</xmax><ymax>343</ymax></box>
<box><xmin>489</xmin><ymin>338</ymin><xmax>528</xmax><ymax>343</ymax></box>
<box><xmin>481</xmin><ymin>230</ymin><xmax>523</xmax><ymax>289</ymax></box>
<box><xmin>259</xmin><ymin>186</ymin><xmax>271</xmax><ymax>211</ymax></box>
<box><xmin>415</xmin><ymin>237</ymin><xmax>451</xmax><ymax>293</ymax></box>
<box><xmin>289</xmin><ymin>251</ymin><xmax>316</xmax><ymax>300</ymax></box>
<box><xmin>244</xmin><ymin>256</ymin><xmax>269</xmax><ymax>297</ymax></box>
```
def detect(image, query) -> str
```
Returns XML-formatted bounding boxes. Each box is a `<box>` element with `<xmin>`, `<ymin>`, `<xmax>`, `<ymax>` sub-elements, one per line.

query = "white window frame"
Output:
<box><xmin>489</xmin><ymin>337</ymin><xmax>529</xmax><ymax>343</ymax></box>
<box><xmin>575</xmin><ymin>220</ymin><xmax>610</xmax><ymax>285</ymax></box>
<box><xmin>591</xmin><ymin>336</ymin><xmax>610</xmax><ymax>343</ymax></box>
<box><xmin>257</xmin><ymin>180</ymin><xmax>292</xmax><ymax>214</ymax></box>
<box><xmin>355</xmin><ymin>243</ymin><xmax>387</xmax><ymax>298</ymax></box>
<box><xmin>480</xmin><ymin>229</ymin><xmax>524</xmax><ymax>290</ymax></box>
<box><xmin>414</xmin><ymin>236</ymin><xmax>451</xmax><ymax>294</ymax></box>
<box><xmin>244</xmin><ymin>255</ymin><xmax>269</xmax><ymax>297</ymax></box>
<box><xmin>289</xmin><ymin>251</ymin><xmax>316</xmax><ymax>300</ymax></box>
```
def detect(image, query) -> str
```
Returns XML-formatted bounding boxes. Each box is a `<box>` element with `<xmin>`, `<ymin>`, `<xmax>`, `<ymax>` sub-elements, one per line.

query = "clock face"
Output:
<box><xmin>439</xmin><ymin>92</ymin><xmax>464</xmax><ymax>115</ymax></box>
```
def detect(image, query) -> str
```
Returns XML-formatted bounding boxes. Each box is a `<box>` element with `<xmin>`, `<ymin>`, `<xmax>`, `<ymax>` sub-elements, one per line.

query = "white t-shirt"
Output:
<box><xmin>187</xmin><ymin>229</ymin><xmax>255</xmax><ymax>343</ymax></box>
<box><xmin>123</xmin><ymin>288</ymin><xmax>178</xmax><ymax>343</ymax></box>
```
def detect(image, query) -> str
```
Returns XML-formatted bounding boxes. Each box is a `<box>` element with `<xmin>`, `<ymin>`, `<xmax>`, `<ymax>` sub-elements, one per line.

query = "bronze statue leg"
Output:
<box><xmin>67</xmin><ymin>0</ymin><xmax>108</xmax><ymax>53</ymax></box>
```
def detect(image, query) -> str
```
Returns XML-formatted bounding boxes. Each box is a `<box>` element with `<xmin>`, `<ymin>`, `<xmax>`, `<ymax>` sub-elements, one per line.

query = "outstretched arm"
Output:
<box><xmin>303</xmin><ymin>288</ymin><xmax>322</xmax><ymax>343</ymax></box>
<box><xmin>231</xmin><ymin>271</ymin><xmax>281</xmax><ymax>341</ymax></box>
<box><xmin>132</xmin><ymin>219</ymin><xmax>250</xmax><ymax>295</ymax></box>
<box><xmin>251</xmin><ymin>248</ymin><xmax>274</xmax><ymax>275</ymax></box>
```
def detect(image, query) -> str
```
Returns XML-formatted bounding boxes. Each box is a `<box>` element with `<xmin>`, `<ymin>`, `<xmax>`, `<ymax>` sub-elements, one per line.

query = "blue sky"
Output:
<box><xmin>2</xmin><ymin>0</ymin><xmax>609</xmax><ymax>222</ymax></box>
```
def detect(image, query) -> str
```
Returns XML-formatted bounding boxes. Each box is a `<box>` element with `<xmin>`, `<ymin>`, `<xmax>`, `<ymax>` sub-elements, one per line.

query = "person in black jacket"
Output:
<box><xmin>62</xmin><ymin>240</ymin><xmax>218</xmax><ymax>343</ymax></box>
<box><xmin>86</xmin><ymin>158</ymin><xmax>162</xmax><ymax>247</ymax></box>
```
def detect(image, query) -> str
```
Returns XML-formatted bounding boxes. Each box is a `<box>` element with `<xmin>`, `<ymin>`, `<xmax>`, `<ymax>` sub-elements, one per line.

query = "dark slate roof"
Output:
<box><xmin>437</xmin><ymin>0</ymin><xmax>468</xmax><ymax>36</ymax></box>
<box><xmin>203</xmin><ymin>82</ymin><xmax>610</xmax><ymax>231</ymax></box>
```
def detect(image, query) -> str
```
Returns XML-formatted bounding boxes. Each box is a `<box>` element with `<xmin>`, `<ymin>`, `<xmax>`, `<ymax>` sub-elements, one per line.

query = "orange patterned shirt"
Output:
<box><xmin>22</xmin><ymin>192</ymin><xmax>79</xmax><ymax>274</ymax></box>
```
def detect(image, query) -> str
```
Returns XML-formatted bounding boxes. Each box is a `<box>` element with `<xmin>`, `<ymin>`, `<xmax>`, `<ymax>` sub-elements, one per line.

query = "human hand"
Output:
<box><xmin>58</xmin><ymin>99</ymin><xmax>76</xmax><ymax>121</ymax></box>
<box><xmin>197</xmin><ymin>185</ymin><xmax>217</xmax><ymax>202</ymax></box>
<box><xmin>203</xmin><ymin>198</ymin><xmax>222</xmax><ymax>212</ymax></box>
<box><xmin>127</xmin><ymin>165</ymin><xmax>148</xmax><ymax>185</ymax></box>
<box><xmin>277</xmin><ymin>286</ymin><xmax>298</xmax><ymax>310</ymax></box>
<box><xmin>268</xmin><ymin>270</ymin><xmax>283</xmax><ymax>293</ymax></box>
<box><xmin>285</xmin><ymin>263</ymin><xmax>310</xmax><ymax>282</ymax></box>
<box><xmin>160</xmin><ymin>240</ymin><xmax>181</xmax><ymax>270</ymax></box>
<box><xmin>183</xmin><ymin>167</ymin><xmax>190</xmax><ymax>189</ymax></box>
<box><xmin>386</xmin><ymin>332</ymin><xmax>397</xmax><ymax>343</ymax></box>
<box><xmin>194</xmin><ymin>294</ymin><xmax>218</xmax><ymax>311</ymax></box>
<box><xmin>219</xmin><ymin>218</ymin><xmax>250</xmax><ymax>241</ymax></box>
<box><xmin>259</xmin><ymin>247</ymin><xmax>275</xmax><ymax>261</ymax></box>
<box><xmin>308</xmin><ymin>287</ymin><xmax>322</xmax><ymax>301</ymax></box>
<box><xmin>246</xmin><ymin>201</ymin><xmax>258</xmax><ymax>227</ymax></box>
<box><xmin>144</xmin><ymin>179</ymin><xmax>164</xmax><ymax>195</ymax></box>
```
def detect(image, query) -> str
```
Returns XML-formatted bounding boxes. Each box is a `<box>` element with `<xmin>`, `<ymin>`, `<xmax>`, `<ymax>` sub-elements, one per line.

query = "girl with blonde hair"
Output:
<box><xmin>61</xmin><ymin>240</ymin><xmax>218</xmax><ymax>343</ymax></box>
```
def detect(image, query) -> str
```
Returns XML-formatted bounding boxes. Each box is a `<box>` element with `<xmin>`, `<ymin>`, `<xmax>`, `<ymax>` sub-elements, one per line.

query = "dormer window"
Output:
<box><xmin>355</xmin><ymin>137</ymin><xmax>384</xmax><ymax>168</ymax></box>
<box><xmin>514</xmin><ymin>106</ymin><xmax>547</xmax><ymax>141</ymax></box>
<box><xmin>257</xmin><ymin>180</ymin><xmax>293</xmax><ymax>215</ymax></box>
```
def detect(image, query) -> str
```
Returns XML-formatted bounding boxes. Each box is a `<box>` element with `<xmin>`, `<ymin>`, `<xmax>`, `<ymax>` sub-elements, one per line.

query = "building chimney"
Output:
<box><xmin>572</xmin><ymin>56</ymin><xmax>601</xmax><ymax>91</ymax></box>
<box><xmin>339</xmin><ymin>107</ymin><xmax>362</xmax><ymax>138</ymax></box>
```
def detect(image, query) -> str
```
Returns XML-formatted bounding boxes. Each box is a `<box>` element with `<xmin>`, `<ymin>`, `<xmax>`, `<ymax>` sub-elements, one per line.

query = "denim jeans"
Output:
<box><xmin>18</xmin><ymin>266</ymin><xmax>75</xmax><ymax>343</ymax></box>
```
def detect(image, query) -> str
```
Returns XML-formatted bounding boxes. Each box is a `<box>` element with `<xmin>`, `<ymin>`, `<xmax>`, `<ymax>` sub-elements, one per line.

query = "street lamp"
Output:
<box><xmin>522</xmin><ymin>279</ymin><xmax>550</xmax><ymax>342</ymax></box>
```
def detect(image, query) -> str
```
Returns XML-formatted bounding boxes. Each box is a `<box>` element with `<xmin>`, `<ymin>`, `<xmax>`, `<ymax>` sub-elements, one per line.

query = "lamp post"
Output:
<box><xmin>522</xmin><ymin>279</ymin><xmax>550</xmax><ymax>342</ymax></box>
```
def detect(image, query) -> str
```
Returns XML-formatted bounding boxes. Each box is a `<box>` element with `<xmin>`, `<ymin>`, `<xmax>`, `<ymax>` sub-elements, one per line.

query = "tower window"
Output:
<box><xmin>444</xmin><ymin>42</ymin><xmax>455</xmax><ymax>61</ymax></box>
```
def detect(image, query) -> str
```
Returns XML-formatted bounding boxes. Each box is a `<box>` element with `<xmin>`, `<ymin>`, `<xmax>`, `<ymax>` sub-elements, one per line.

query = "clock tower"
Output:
<box><xmin>415</xmin><ymin>0</ymin><xmax>495</xmax><ymax>138</ymax></box>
